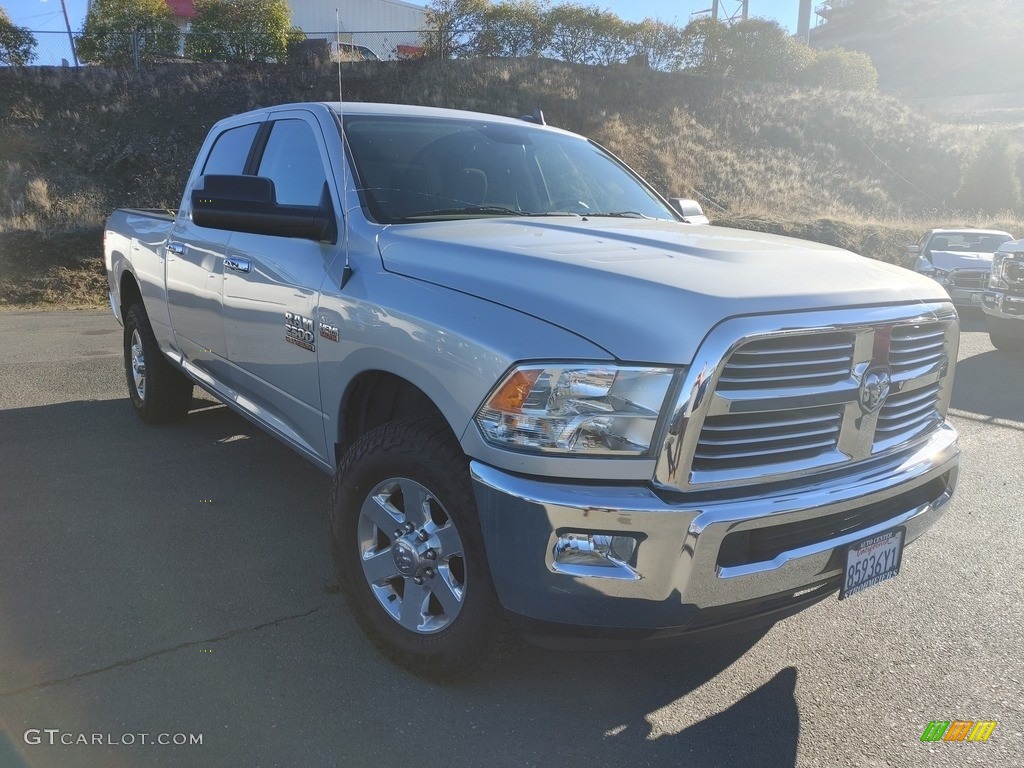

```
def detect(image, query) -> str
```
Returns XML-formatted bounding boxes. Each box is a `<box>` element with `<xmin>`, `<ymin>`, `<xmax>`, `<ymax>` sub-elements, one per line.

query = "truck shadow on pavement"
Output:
<box><xmin>951</xmin><ymin>348</ymin><xmax>1024</xmax><ymax>425</ymax></box>
<box><xmin>0</xmin><ymin>395</ymin><xmax>800</xmax><ymax>768</ymax></box>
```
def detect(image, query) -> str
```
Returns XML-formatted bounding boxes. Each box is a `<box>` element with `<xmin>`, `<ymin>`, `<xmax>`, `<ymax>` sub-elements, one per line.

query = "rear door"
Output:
<box><xmin>220</xmin><ymin>110</ymin><xmax>342</xmax><ymax>462</ymax></box>
<box><xmin>166</xmin><ymin>119</ymin><xmax>261</xmax><ymax>382</ymax></box>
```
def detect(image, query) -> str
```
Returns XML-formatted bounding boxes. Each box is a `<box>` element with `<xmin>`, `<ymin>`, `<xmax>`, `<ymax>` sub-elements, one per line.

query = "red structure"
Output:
<box><xmin>165</xmin><ymin>0</ymin><xmax>197</xmax><ymax>19</ymax></box>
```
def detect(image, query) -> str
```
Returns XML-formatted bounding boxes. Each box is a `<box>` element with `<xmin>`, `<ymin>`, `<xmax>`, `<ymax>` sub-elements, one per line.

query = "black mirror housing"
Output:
<box><xmin>191</xmin><ymin>175</ymin><xmax>337</xmax><ymax>243</ymax></box>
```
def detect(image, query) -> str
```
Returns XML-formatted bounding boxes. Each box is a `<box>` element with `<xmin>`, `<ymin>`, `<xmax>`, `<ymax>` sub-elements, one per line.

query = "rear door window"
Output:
<box><xmin>202</xmin><ymin>123</ymin><xmax>259</xmax><ymax>175</ymax></box>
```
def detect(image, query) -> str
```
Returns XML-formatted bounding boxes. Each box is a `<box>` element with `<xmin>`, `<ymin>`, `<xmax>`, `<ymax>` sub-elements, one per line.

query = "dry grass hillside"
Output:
<box><xmin>0</xmin><ymin>58</ymin><xmax>1021</xmax><ymax>306</ymax></box>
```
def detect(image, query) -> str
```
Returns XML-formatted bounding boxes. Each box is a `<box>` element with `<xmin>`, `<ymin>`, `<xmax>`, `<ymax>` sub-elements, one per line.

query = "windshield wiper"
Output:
<box><xmin>399</xmin><ymin>206</ymin><xmax>530</xmax><ymax>221</ymax></box>
<box><xmin>398</xmin><ymin>206</ymin><xmax>585</xmax><ymax>222</ymax></box>
<box><xmin>585</xmin><ymin>211</ymin><xmax>653</xmax><ymax>219</ymax></box>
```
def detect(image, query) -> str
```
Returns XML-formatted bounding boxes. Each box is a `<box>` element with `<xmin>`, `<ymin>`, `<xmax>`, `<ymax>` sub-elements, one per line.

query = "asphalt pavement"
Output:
<box><xmin>0</xmin><ymin>308</ymin><xmax>1021</xmax><ymax>768</ymax></box>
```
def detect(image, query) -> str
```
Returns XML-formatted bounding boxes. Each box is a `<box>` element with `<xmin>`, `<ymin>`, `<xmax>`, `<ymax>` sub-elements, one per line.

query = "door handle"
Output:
<box><xmin>166</xmin><ymin>241</ymin><xmax>185</xmax><ymax>255</ymax></box>
<box><xmin>224</xmin><ymin>257</ymin><xmax>251</xmax><ymax>274</ymax></box>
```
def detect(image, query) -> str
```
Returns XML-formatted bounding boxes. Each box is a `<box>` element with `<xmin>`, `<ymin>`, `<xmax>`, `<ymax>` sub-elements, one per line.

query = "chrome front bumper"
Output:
<box><xmin>471</xmin><ymin>424</ymin><xmax>958</xmax><ymax>644</ymax></box>
<box><xmin>982</xmin><ymin>291</ymin><xmax>1024</xmax><ymax>321</ymax></box>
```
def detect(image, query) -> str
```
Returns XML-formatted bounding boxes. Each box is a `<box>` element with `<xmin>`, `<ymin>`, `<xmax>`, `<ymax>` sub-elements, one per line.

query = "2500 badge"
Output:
<box><xmin>284</xmin><ymin>312</ymin><xmax>315</xmax><ymax>352</ymax></box>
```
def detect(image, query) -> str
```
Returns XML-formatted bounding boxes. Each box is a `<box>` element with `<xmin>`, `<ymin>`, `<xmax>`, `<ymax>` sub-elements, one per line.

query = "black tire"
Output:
<box><xmin>329</xmin><ymin>417</ymin><xmax>515</xmax><ymax>680</ymax></box>
<box><xmin>123</xmin><ymin>303</ymin><xmax>194</xmax><ymax>424</ymax></box>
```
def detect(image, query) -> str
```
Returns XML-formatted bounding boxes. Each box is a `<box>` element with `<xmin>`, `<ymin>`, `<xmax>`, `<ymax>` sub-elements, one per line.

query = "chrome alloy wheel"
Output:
<box><xmin>130</xmin><ymin>328</ymin><xmax>146</xmax><ymax>401</ymax></box>
<box><xmin>357</xmin><ymin>477</ymin><xmax>467</xmax><ymax>634</ymax></box>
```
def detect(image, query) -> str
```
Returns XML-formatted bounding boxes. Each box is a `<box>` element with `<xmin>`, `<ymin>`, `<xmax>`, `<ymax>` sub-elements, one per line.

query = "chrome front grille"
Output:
<box><xmin>1006</xmin><ymin>258</ymin><xmax>1024</xmax><ymax>286</ymax></box>
<box><xmin>654</xmin><ymin>303</ymin><xmax>958</xmax><ymax>492</ymax></box>
<box><xmin>715</xmin><ymin>332</ymin><xmax>854</xmax><ymax>391</ymax></box>
<box><xmin>947</xmin><ymin>269</ymin><xmax>987</xmax><ymax>290</ymax></box>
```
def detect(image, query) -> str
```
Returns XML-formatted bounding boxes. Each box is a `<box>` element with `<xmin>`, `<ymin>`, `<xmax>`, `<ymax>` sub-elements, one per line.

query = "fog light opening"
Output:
<box><xmin>553</xmin><ymin>532</ymin><xmax>638</xmax><ymax>572</ymax></box>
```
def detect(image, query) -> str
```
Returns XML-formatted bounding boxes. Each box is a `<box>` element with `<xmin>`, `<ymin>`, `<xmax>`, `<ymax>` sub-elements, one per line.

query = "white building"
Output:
<box><xmin>288</xmin><ymin>0</ymin><xmax>427</xmax><ymax>58</ymax></box>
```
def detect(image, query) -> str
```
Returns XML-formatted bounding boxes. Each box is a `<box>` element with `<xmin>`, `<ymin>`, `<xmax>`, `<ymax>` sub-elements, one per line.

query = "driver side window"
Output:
<box><xmin>257</xmin><ymin>120</ymin><xmax>327</xmax><ymax>207</ymax></box>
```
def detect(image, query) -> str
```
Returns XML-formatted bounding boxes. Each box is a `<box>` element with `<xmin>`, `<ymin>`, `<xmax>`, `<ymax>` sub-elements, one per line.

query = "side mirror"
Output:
<box><xmin>191</xmin><ymin>175</ymin><xmax>337</xmax><ymax>243</ymax></box>
<box><xmin>906</xmin><ymin>244</ymin><xmax>921</xmax><ymax>254</ymax></box>
<box><xmin>668</xmin><ymin>197</ymin><xmax>709</xmax><ymax>225</ymax></box>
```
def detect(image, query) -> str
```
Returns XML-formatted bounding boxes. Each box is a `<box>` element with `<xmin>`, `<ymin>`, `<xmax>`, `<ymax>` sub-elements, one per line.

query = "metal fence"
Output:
<box><xmin>11</xmin><ymin>30</ymin><xmax>428</xmax><ymax>68</ymax></box>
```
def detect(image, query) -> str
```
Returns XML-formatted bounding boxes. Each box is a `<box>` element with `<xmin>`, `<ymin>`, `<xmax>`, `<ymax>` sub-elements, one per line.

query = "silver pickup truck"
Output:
<box><xmin>105</xmin><ymin>102</ymin><xmax>961</xmax><ymax>679</ymax></box>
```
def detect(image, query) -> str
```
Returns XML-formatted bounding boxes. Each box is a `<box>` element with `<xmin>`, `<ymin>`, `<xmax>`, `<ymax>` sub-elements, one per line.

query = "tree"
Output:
<box><xmin>475</xmin><ymin>1</ymin><xmax>548</xmax><ymax>58</ymax></box>
<box><xmin>956</xmin><ymin>134</ymin><xmax>1022</xmax><ymax>214</ymax></box>
<box><xmin>186</xmin><ymin>0</ymin><xmax>301</xmax><ymax>63</ymax></box>
<box><xmin>725</xmin><ymin>19</ymin><xmax>813</xmax><ymax>83</ymax></box>
<box><xmin>543</xmin><ymin>4</ymin><xmax>605</xmax><ymax>65</ymax></box>
<box><xmin>0</xmin><ymin>7</ymin><xmax>36</xmax><ymax>66</ymax></box>
<box><xmin>799</xmin><ymin>48</ymin><xmax>878</xmax><ymax>91</ymax></box>
<box><xmin>422</xmin><ymin>0</ymin><xmax>488</xmax><ymax>59</ymax></box>
<box><xmin>626</xmin><ymin>19</ymin><xmax>685</xmax><ymax>72</ymax></box>
<box><xmin>77</xmin><ymin>0</ymin><xmax>180</xmax><ymax>66</ymax></box>
<box><xmin>588</xmin><ymin>10</ymin><xmax>629</xmax><ymax>66</ymax></box>
<box><xmin>678</xmin><ymin>17</ymin><xmax>729</xmax><ymax>74</ymax></box>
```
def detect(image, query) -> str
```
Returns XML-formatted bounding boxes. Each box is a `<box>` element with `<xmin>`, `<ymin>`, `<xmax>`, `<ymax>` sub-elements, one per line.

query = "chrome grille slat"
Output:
<box><xmin>717</xmin><ymin>368</ymin><xmax>852</xmax><ymax>386</ymax></box>
<box><xmin>730</xmin><ymin>342</ymin><xmax>852</xmax><ymax>357</ymax></box>
<box><xmin>698</xmin><ymin>424</ymin><xmax>840</xmax><ymax>447</ymax></box>
<box><xmin>892</xmin><ymin>350</ymin><xmax>945</xmax><ymax>368</ymax></box>
<box><xmin>724</xmin><ymin>354</ymin><xmax>852</xmax><ymax>370</ymax></box>
<box><xmin>699</xmin><ymin>412</ymin><xmax>841</xmax><ymax>432</ymax></box>
<box><xmin>890</xmin><ymin>339</ymin><xmax>944</xmax><ymax>355</ymax></box>
<box><xmin>891</xmin><ymin>329</ymin><xmax>945</xmax><ymax>343</ymax></box>
<box><xmin>694</xmin><ymin>437</ymin><xmax>838</xmax><ymax>463</ymax></box>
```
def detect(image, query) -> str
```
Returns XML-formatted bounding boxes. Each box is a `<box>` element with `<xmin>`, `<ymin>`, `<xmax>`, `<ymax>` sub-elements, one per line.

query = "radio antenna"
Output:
<box><xmin>336</xmin><ymin>8</ymin><xmax>343</xmax><ymax>103</ymax></box>
<box><xmin>336</xmin><ymin>7</ymin><xmax>353</xmax><ymax>289</ymax></box>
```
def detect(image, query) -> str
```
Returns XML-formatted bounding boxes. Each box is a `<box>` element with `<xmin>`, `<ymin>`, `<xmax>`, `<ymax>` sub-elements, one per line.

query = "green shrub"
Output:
<box><xmin>956</xmin><ymin>134</ymin><xmax>1023</xmax><ymax>214</ymax></box>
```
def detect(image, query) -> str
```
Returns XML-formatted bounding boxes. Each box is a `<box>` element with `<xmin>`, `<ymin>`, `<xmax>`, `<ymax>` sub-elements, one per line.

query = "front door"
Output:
<box><xmin>221</xmin><ymin>111</ymin><xmax>342</xmax><ymax>462</ymax></box>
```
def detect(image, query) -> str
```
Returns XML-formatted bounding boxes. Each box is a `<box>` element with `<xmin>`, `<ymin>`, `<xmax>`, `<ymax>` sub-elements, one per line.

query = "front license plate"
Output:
<box><xmin>971</xmin><ymin>292</ymin><xmax>983</xmax><ymax>303</ymax></box>
<box><xmin>839</xmin><ymin>527</ymin><xmax>905</xmax><ymax>600</ymax></box>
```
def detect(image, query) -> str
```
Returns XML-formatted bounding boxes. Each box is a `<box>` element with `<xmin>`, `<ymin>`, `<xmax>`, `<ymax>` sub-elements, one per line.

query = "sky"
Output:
<box><xmin>6</xmin><ymin>0</ymin><xmax>802</xmax><ymax>34</ymax></box>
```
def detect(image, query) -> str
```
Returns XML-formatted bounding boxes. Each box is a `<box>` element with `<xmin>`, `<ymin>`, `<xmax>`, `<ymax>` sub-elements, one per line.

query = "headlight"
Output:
<box><xmin>990</xmin><ymin>254</ymin><xmax>1009</xmax><ymax>289</ymax></box>
<box><xmin>921</xmin><ymin>266</ymin><xmax>949</xmax><ymax>284</ymax></box>
<box><xmin>475</xmin><ymin>364</ymin><xmax>676</xmax><ymax>456</ymax></box>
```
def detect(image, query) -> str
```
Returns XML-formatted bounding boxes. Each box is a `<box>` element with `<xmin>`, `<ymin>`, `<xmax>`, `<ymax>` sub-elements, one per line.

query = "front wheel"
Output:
<box><xmin>329</xmin><ymin>417</ymin><xmax>513</xmax><ymax>680</ymax></box>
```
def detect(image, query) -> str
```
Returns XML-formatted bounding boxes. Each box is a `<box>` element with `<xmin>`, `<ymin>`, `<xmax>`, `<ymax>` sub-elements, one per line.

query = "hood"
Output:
<box><xmin>377</xmin><ymin>218</ymin><xmax>950</xmax><ymax>364</ymax></box>
<box><xmin>927</xmin><ymin>249</ymin><xmax>994</xmax><ymax>272</ymax></box>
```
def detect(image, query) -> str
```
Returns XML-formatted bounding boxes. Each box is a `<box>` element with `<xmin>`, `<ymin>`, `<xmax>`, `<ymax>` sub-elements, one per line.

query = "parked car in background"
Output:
<box><xmin>908</xmin><ymin>229</ymin><xmax>1014</xmax><ymax>307</ymax></box>
<box><xmin>982</xmin><ymin>239</ymin><xmax>1024</xmax><ymax>352</ymax></box>
<box><xmin>331</xmin><ymin>41</ymin><xmax>379</xmax><ymax>62</ymax></box>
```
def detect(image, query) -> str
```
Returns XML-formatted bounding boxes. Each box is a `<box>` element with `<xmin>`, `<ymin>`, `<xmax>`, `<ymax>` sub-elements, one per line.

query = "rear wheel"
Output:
<box><xmin>329</xmin><ymin>417</ymin><xmax>514</xmax><ymax>680</ymax></box>
<box><xmin>123</xmin><ymin>303</ymin><xmax>193</xmax><ymax>423</ymax></box>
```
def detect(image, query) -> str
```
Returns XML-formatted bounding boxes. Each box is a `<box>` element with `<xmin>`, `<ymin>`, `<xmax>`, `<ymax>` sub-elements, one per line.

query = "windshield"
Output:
<box><xmin>929</xmin><ymin>232</ymin><xmax>1013</xmax><ymax>253</ymax></box>
<box><xmin>341</xmin><ymin>114</ymin><xmax>677</xmax><ymax>223</ymax></box>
